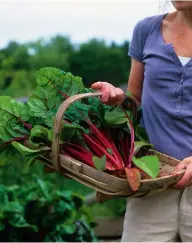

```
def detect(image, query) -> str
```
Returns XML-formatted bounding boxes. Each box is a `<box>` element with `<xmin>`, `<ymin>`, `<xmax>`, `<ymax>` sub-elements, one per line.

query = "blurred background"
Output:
<box><xmin>0</xmin><ymin>0</ymin><xmax>174</xmax><ymax>241</ymax></box>
<box><xmin>0</xmin><ymin>0</ymin><xmax>174</xmax><ymax>97</ymax></box>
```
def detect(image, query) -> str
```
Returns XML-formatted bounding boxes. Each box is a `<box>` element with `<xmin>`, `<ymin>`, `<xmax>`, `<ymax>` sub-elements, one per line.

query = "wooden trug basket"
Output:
<box><xmin>40</xmin><ymin>93</ymin><xmax>185</xmax><ymax>198</ymax></box>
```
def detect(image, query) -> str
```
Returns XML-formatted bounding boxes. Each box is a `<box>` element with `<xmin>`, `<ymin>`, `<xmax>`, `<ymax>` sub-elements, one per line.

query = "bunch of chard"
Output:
<box><xmin>0</xmin><ymin>67</ymin><xmax>160</xmax><ymax>191</ymax></box>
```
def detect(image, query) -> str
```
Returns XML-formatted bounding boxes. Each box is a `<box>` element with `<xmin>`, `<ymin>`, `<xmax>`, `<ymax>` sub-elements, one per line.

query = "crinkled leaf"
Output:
<box><xmin>134</xmin><ymin>141</ymin><xmax>153</xmax><ymax>156</ymax></box>
<box><xmin>104</xmin><ymin>106</ymin><xmax>133</xmax><ymax>126</ymax></box>
<box><xmin>132</xmin><ymin>155</ymin><xmax>160</xmax><ymax>178</ymax></box>
<box><xmin>28</xmin><ymin>67</ymin><xmax>86</xmax><ymax>129</ymax></box>
<box><xmin>0</xmin><ymin>96</ymin><xmax>30</xmax><ymax>144</ymax></box>
<box><xmin>60</xmin><ymin>122</ymin><xmax>86</xmax><ymax>142</ymax></box>
<box><xmin>32</xmin><ymin>86</ymin><xmax>62</xmax><ymax>110</ymax></box>
<box><xmin>0</xmin><ymin>96</ymin><xmax>29</xmax><ymax>121</ymax></box>
<box><xmin>29</xmin><ymin>125</ymin><xmax>51</xmax><ymax>146</ymax></box>
<box><xmin>28</xmin><ymin>98</ymin><xmax>47</xmax><ymax>117</ymax></box>
<box><xmin>64</xmin><ymin>101</ymin><xmax>89</xmax><ymax>123</ymax></box>
<box><xmin>27</xmin><ymin>98</ymin><xmax>54</xmax><ymax>128</ymax></box>
<box><xmin>36</xmin><ymin>67</ymin><xmax>85</xmax><ymax>99</ymax></box>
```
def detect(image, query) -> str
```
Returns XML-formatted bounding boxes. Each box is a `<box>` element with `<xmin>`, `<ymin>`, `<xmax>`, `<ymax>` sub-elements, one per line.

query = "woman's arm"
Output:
<box><xmin>127</xmin><ymin>58</ymin><xmax>144</xmax><ymax>106</ymax></box>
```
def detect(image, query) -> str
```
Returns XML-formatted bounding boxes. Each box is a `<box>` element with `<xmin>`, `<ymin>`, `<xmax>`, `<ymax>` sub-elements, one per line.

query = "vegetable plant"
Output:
<box><xmin>0</xmin><ymin>67</ymin><xmax>162</xmax><ymax>191</ymax></box>
<box><xmin>0</xmin><ymin>177</ymin><xmax>97</xmax><ymax>242</ymax></box>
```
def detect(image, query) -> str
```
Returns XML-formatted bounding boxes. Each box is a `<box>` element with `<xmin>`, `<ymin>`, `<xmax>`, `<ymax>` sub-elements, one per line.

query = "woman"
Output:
<box><xmin>92</xmin><ymin>1</ymin><xmax>192</xmax><ymax>242</ymax></box>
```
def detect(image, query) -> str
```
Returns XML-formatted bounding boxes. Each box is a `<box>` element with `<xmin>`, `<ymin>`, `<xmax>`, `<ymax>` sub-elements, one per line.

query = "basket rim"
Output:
<box><xmin>57</xmin><ymin>152</ymin><xmax>185</xmax><ymax>183</ymax></box>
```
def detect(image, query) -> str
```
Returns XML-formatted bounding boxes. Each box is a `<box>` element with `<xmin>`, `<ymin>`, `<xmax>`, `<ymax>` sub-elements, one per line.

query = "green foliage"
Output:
<box><xmin>104</xmin><ymin>106</ymin><xmax>133</xmax><ymax>126</ymax></box>
<box><xmin>0</xmin><ymin>36</ymin><xmax>130</xmax><ymax>99</ymax></box>
<box><xmin>0</xmin><ymin>70</ymin><xmax>36</xmax><ymax>97</ymax></box>
<box><xmin>28</xmin><ymin>36</ymin><xmax>73</xmax><ymax>71</ymax></box>
<box><xmin>0</xmin><ymin>154</ymin><xmax>125</xmax><ymax>219</ymax></box>
<box><xmin>0</xmin><ymin>96</ymin><xmax>29</xmax><ymax>145</ymax></box>
<box><xmin>0</xmin><ymin>178</ymin><xmax>97</xmax><ymax>242</ymax></box>
<box><xmin>69</xmin><ymin>39</ymin><xmax>130</xmax><ymax>87</ymax></box>
<box><xmin>0</xmin><ymin>67</ymin><xmax>159</xmax><ymax>190</ymax></box>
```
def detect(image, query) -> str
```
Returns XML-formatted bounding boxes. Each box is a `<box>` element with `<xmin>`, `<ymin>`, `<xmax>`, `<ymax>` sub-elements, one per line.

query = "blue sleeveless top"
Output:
<box><xmin>128</xmin><ymin>14</ymin><xmax>192</xmax><ymax>160</ymax></box>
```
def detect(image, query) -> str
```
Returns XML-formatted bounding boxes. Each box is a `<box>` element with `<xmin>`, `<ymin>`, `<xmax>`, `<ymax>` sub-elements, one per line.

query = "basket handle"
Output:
<box><xmin>51</xmin><ymin>92</ymin><xmax>102</xmax><ymax>171</ymax></box>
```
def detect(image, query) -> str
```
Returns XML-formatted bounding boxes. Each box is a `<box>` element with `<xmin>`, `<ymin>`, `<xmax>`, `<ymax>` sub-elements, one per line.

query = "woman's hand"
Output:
<box><xmin>172</xmin><ymin>157</ymin><xmax>192</xmax><ymax>189</ymax></box>
<box><xmin>91</xmin><ymin>82</ymin><xmax>125</xmax><ymax>105</ymax></box>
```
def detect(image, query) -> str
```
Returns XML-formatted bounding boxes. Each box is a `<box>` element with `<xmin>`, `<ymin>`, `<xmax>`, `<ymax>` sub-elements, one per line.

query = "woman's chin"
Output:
<box><xmin>172</xmin><ymin>0</ymin><xmax>192</xmax><ymax>11</ymax></box>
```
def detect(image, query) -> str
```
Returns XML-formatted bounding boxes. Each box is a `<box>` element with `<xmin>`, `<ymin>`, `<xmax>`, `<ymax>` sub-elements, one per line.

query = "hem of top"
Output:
<box><xmin>128</xmin><ymin>50</ymin><xmax>143</xmax><ymax>62</ymax></box>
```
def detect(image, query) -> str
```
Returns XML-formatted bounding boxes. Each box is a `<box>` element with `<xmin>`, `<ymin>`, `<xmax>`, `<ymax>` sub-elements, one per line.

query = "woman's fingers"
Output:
<box><xmin>173</xmin><ymin>157</ymin><xmax>192</xmax><ymax>173</ymax></box>
<box><xmin>173</xmin><ymin>165</ymin><xmax>192</xmax><ymax>189</ymax></box>
<box><xmin>91</xmin><ymin>82</ymin><xmax>103</xmax><ymax>90</ymax></box>
<box><xmin>91</xmin><ymin>82</ymin><xmax>110</xmax><ymax>103</ymax></box>
<box><xmin>115</xmin><ymin>88</ymin><xmax>125</xmax><ymax>104</ymax></box>
<box><xmin>108</xmin><ymin>87</ymin><xmax>117</xmax><ymax>102</ymax></box>
<box><xmin>101</xmin><ymin>87</ymin><xmax>110</xmax><ymax>103</ymax></box>
<box><xmin>172</xmin><ymin>157</ymin><xmax>192</xmax><ymax>189</ymax></box>
<box><xmin>91</xmin><ymin>81</ymin><xmax>125</xmax><ymax>105</ymax></box>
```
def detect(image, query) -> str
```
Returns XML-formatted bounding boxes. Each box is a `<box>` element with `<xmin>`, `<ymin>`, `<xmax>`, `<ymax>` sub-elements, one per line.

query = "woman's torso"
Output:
<box><xmin>141</xmin><ymin>13</ymin><xmax>192</xmax><ymax>160</ymax></box>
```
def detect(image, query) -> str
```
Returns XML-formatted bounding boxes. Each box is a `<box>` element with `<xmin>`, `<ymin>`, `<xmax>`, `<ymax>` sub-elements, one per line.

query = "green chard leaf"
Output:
<box><xmin>0</xmin><ymin>96</ymin><xmax>30</xmax><ymax>145</ymax></box>
<box><xmin>135</xmin><ymin>125</ymin><xmax>149</xmax><ymax>142</ymax></box>
<box><xmin>27</xmin><ymin>98</ymin><xmax>55</xmax><ymax>128</ymax></box>
<box><xmin>132</xmin><ymin>155</ymin><xmax>160</xmax><ymax>178</ymax></box>
<box><xmin>11</xmin><ymin>142</ymin><xmax>42</xmax><ymax>156</ymax></box>
<box><xmin>27</xmin><ymin>67</ymin><xmax>88</xmax><ymax>128</ymax></box>
<box><xmin>92</xmin><ymin>155</ymin><xmax>106</xmax><ymax>170</ymax></box>
<box><xmin>126</xmin><ymin>90</ymin><xmax>134</xmax><ymax>99</ymax></box>
<box><xmin>11</xmin><ymin>142</ymin><xmax>49</xmax><ymax>173</ymax></box>
<box><xmin>64</xmin><ymin>101</ymin><xmax>89</xmax><ymax>123</ymax></box>
<box><xmin>31</xmin><ymin>86</ymin><xmax>61</xmax><ymax>113</ymax></box>
<box><xmin>29</xmin><ymin>125</ymin><xmax>52</xmax><ymax>146</ymax></box>
<box><xmin>60</xmin><ymin>122</ymin><xmax>87</xmax><ymax>142</ymax></box>
<box><xmin>36</xmin><ymin>67</ymin><xmax>85</xmax><ymax>99</ymax></box>
<box><xmin>104</xmin><ymin>106</ymin><xmax>133</xmax><ymax>126</ymax></box>
<box><xmin>134</xmin><ymin>141</ymin><xmax>153</xmax><ymax>157</ymax></box>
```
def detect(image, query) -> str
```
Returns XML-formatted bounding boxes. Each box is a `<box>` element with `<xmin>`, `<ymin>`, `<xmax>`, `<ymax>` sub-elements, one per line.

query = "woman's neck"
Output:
<box><xmin>175</xmin><ymin>10</ymin><xmax>192</xmax><ymax>28</ymax></box>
